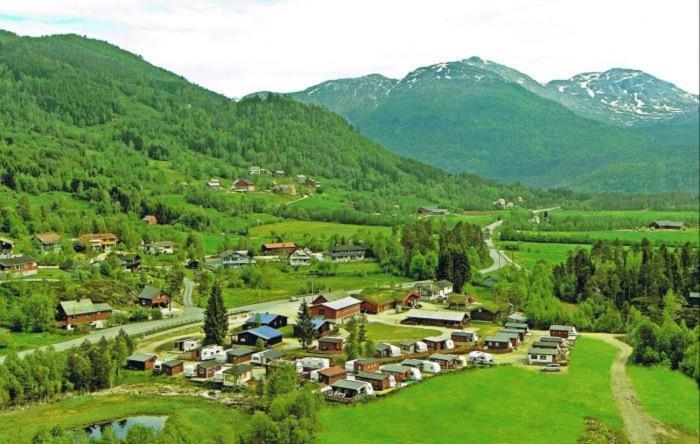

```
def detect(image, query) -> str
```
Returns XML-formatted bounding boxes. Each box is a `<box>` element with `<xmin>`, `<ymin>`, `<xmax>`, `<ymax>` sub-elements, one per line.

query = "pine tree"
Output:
<box><xmin>295</xmin><ymin>300</ymin><xmax>315</xmax><ymax>349</ymax></box>
<box><xmin>203</xmin><ymin>282</ymin><xmax>228</xmax><ymax>345</ymax></box>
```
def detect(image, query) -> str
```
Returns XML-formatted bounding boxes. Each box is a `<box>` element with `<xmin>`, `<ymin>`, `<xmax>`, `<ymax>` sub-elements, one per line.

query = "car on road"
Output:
<box><xmin>541</xmin><ymin>364</ymin><xmax>561</xmax><ymax>373</ymax></box>
<box><xmin>289</xmin><ymin>296</ymin><xmax>299</xmax><ymax>302</ymax></box>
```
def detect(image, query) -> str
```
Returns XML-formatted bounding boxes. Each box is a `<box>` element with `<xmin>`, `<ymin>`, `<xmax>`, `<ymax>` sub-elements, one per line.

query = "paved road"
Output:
<box><xmin>480</xmin><ymin>220</ymin><xmax>519</xmax><ymax>274</ymax></box>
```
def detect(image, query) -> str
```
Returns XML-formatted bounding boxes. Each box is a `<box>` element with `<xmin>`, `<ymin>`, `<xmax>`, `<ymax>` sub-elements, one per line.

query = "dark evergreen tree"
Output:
<box><xmin>295</xmin><ymin>300</ymin><xmax>315</xmax><ymax>349</ymax></box>
<box><xmin>203</xmin><ymin>282</ymin><xmax>228</xmax><ymax>345</ymax></box>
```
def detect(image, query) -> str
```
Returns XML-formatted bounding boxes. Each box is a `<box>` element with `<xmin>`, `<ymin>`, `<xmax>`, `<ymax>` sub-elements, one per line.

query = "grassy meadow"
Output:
<box><xmin>0</xmin><ymin>395</ymin><xmax>250</xmax><ymax>443</ymax></box>
<box><xmin>317</xmin><ymin>337</ymin><xmax>622</xmax><ymax>443</ymax></box>
<box><xmin>0</xmin><ymin>330</ymin><xmax>81</xmax><ymax>356</ymax></box>
<box><xmin>500</xmin><ymin>241</ymin><xmax>590</xmax><ymax>268</ymax></box>
<box><xmin>248</xmin><ymin>220</ymin><xmax>391</xmax><ymax>243</ymax></box>
<box><xmin>627</xmin><ymin>365</ymin><xmax>700</xmax><ymax>434</ymax></box>
<box><xmin>362</xmin><ymin>322</ymin><xmax>442</xmax><ymax>343</ymax></box>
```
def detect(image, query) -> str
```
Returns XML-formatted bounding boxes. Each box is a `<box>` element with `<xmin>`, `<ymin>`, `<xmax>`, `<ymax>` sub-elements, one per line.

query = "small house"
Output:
<box><xmin>0</xmin><ymin>255</ymin><xmax>38</xmax><ymax>277</ymax></box>
<box><xmin>289</xmin><ymin>248</ymin><xmax>312</xmax><ymax>266</ymax></box>
<box><xmin>143</xmin><ymin>241</ymin><xmax>176</xmax><ymax>255</ymax></box>
<box><xmin>375</xmin><ymin>343</ymin><xmax>401</xmax><ymax>358</ymax></box>
<box><xmin>252</xmin><ymin>349</ymin><xmax>286</xmax><ymax>366</ymax></box>
<box><xmin>649</xmin><ymin>220</ymin><xmax>685</xmax><ymax>230</ymax></box>
<box><xmin>206</xmin><ymin>179</ymin><xmax>221</xmax><ymax>190</ymax></box>
<box><xmin>115</xmin><ymin>253</ymin><xmax>141</xmax><ymax>272</ymax></box>
<box><xmin>33</xmin><ymin>232</ymin><xmax>61</xmax><ymax>253</ymax></box>
<box><xmin>231</xmin><ymin>178</ymin><xmax>255</xmax><ymax>192</ymax></box>
<box><xmin>231</xmin><ymin>326</ymin><xmax>283</xmax><ymax>347</ymax></box>
<box><xmin>126</xmin><ymin>353</ymin><xmax>157</xmax><ymax>371</ymax></box>
<box><xmin>422</xmin><ymin>337</ymin><xmax>451</xmax><ymax>351</ymax></box>
<box><xmin>137</xmin><ymin>285</ymin><xmax>170</xmax><ymax>307</ymax></box>
<box><xmin>142</xmin><ymin>215</ymin><xmax>158</xmax><ymax>225</ymax></box>
<box><xmin>294</xmin><ymin>174</ymin><xmax>307</xmax><ymax>183</ymax></box>
<box><xmin>485</xmin><ymin>335</ymin><xmax>513</xmax><ymax>350</ymax></box>
<box><xmin>262</xmin><ymin>242</ymin><xmax>298</xmax><ymax>255</ymax></box>
<box><xmin>173</xmin><ymin>337</ymin><xmax>201</xmax><ymax>352</ymax></box>
<box><xmin>244</xmin><ymin>312</ymin><xmax>288</xmax><ymax>329</ymax></box>
<box><xmin>417</xmin><ymin>206</ymin><xmax>450</xmax><ymax>216</ymax></box>
<box><xmin>79</xmin><ymin>233</ymin><xmax>118</xmax><ymax>251</ymax></box>
<box><xmin>325</xmin><ymin>245</ymin><xmax>365</xmax><ymax>262</ymax></box>
<box><xmin>353</xmin><ymin>358</ymin><xmax>379</xmax><ymax>373</ymax></box>
<box><xmin>402</xmin><ymin>309</ymin><xmax>469</xmax><ymax>328</ymax></box>
<box><xmin>532</xmin><ymin>340</ymin><xmax>560</xmax><ymax>351</ymax></box>
<box><xmin>527</xmin><ymin>348</ymin><xmax>558</xmax><ymax>365</ymax></box>
<box><xmin>196</xmin><ymin>360</ymin><xmax>222</xmax><ymax>379</ymax></box>
<box><xmin>428</xmin><ymin>353</ymin><xmax>461</xmax><ymax>369</ymax></box>
<box><xmin>498</xmin><ymin>330</ymin><xmax>521</xmax><ymax>346</ymax></box>
<box><xmin>56</xmin><ymin>299</ymin><xmax>112</xmax><ymax>330</ymax></box>
<box><xmin>549</xmin><ymin>325</ymin><xmax>577</xmax><ymax>340</ymax></box>
<box><xmin>399</xmin><ymin>340</ymin><xmax>428</xmax><ymax>354</ymax></box>
<box><xmin>162</xmin><ymin>360</ymin><xmax>184</xmax><ymax>376</ymax></box>
<box><xmin>318</xmin><ymin>336</ymin><xmax>344</xmax><ymax>353</ymax></box>
<box><xmin>379</xmin><ymin>364</ymin><xmax>414</xmax><ymax>382</ymax></box>
<box><xmin>468</xmin><ymin>304</ymin><xmax>509</xmax><ymax>322</ymax></box>
<box><xmin>248</xmin><ymin>166</ymin><xmax>261</xmax><ymax>175</ymax></box>
<box><xmin>355</xmin><ymin>371</ymin><xmax>393</xmax><ymax>391</ymax></box>
<box><xmin>222</xmin><ymin>364</ymin><xmax>253</xmax><ymax>386</ymax></box>
<box><xmin>310</xmin><ymin>296</ymin><xmax>362</xmax><ymax>322</ymax></box>
<box><xmin>272</xmin><ymin>183</ymin><xmax>297</xmax><ymax>195</ymax></box>
<box><xmin>507</xmin><ymin>313</ymin><xmax>528</xmax><ymax>324</ymax></box>
<box><xmin>451</xmin><ymin>330</ymin><xmax>478</xmax><ymax>343</ymax></box>
<box><xmin>226</xmin><ymin>346</ymin><xmax>256</xmax><ymax>364</ymax></box>
<box><xmin>214</xmin><ymin>250</ymin><xmax>256</xmax><ymax>269</ymax></box>
<box><xmin>504</xmin><ymin>322</ymin><xmax>529</xmax><ymax>334</ymax></box>
<box><xmin>358</xmin><ymin>288</ymin><xmax>421</xmax><ymax>314</ymax></box>
<box><xmin>540</xmin><ymin>336</ymin><xmax>567</xmax><ymax>346</ymax></box>
<box><xmin>317</xmin><ymin>366</ymin><xmax>347</xmax><ymax>385</ymax></box>
<box><xmin>329</xmin><ymin>379</ymin><xmax>373</xmax><ymax>399</ymax></box>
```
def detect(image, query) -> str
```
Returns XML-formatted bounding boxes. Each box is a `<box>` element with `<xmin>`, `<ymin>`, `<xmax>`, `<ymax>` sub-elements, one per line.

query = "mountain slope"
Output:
<box><xmin>285</xmin><ymin>58</ymin><xmax>699</xmax><ymax>193</ymax></box>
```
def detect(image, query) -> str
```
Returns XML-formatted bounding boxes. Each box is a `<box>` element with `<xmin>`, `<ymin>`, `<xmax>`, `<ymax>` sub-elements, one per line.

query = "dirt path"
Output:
<box><xmin>586</xmin><ymin>333</ymin><xmax>695</xmax><ymax>444</ymax></box>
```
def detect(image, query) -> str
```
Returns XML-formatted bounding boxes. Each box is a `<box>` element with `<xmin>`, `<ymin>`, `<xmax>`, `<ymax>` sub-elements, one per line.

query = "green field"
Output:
<box><xmin>549</xmin><ymin>210</ymin><xmax>699</xmax><ymax>226</ymax></box>
<box><xmin>317</xmin><ymin>337</ymin><xmax>622</xmax><ymax>443</ymax></box>
<box><xmin>628</xmin><ymin>365</ymin><xmax>700</xmax><ymax>434</ymax></box>
<box><xmin>0</xmin><ymin>395</ymin><xmax>250</xmax><ymax>443</ymax></box>
<box><xmin>0</xmin><ymin>330</ymin><xmax>80</xmax><ymax>356</ymax></box>
<box><xmin>222</xmin><ymin>261</ymin><xmax>408</xmax><ymax>307</ymax></box>
<box><xmin>361</xmin><ymin>322</ymin><xmax>441</xmax><ymax>343</ymax></box>
<box><xmin>248</xmin><ymin>220</ymin><xmax>391</xmax><ymax>243</ymax></box>
<box><xmin>500</xmin><ymin>241</ymin><xmax>591</xmax><ymax>268</ymax></box>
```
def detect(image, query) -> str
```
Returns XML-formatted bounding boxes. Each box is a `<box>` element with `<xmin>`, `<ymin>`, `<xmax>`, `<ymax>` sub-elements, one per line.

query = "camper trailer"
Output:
<box><xmin>200</xmin><ymin>345</ymin><xmax>225</xmax><ymax>361</ymax></box>
<box><xmin>183</xmin><ymin>364</ymin><xmax>197</xmax><ymax>378</ymax></box>
<box><xmin>421</xmin><ymin>360</ymin><xmax>441</xmax><ymax>374</ymax></box>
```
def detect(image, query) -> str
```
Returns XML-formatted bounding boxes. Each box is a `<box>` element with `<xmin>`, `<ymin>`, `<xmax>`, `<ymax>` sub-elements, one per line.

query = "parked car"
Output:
<box><xmin>289</xmin><ymin>296</ymin><xmax>299</xmax><ymax>302</ymax></box>
<box><xmin>541</xmin><ymin>364</ymin><xmax>561</xmax><ymax>373</ymax></box>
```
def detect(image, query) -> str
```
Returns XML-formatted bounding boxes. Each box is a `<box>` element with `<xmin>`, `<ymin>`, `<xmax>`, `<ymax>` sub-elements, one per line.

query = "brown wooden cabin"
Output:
<box><xmin>196</xmin><ymin>361</ymin><xmax>222</xmax><ymax>379</ymax></box>
<box><xmin>354</xmin><ymin>358</ymin><xmax>379</xmax><ymax>373</ymax></box>
<box><xmin>226</xmin><ymin>346</ymin><xmax>256</xmax><ymax>364</ymax></box>
<box><xmin>318</xmin><ymin>336</ymin><xmax>344</xmax><ymax>353</ymax></box>
<box><xmin>318</xmin><ymin>366</ymin><xmax>347</xmax><ymax>385</ymax></box>
<box><xmin>380</xmin><ymin>364</ymin><xmax>413</xmax><ymax>382</ymax></box>
<box><xmin>162</xmin><ymin>360</ymin><xmax>184</xmax><ymax>376</ymax></box>
<box><xmin>355</xmin><ymin>371</ymin><xmax>392</xmax><ymax>391</ymax></box>
<box><xmin>126</xmin><ymin>353</ymin><xmax>157</xmax><ymax>371</ymax></box>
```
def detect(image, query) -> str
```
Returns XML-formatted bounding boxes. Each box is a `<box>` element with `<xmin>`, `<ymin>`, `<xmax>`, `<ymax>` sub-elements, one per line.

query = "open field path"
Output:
<box><xmin>585</xmin><ymin>333</ymin><xmax>696</xmax><ymax>444</ymax></box>
<box><xmin>480</xmin><ymin>220</ymin><xmax>520</xmax><ymax>273</ymax></box>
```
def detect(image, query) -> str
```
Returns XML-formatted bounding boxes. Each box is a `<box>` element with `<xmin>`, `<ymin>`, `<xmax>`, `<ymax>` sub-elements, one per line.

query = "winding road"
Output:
<box><xmin>480</xmin><ymin>220</ymin><xmax>519</xmax><ymax>274</ymax></box>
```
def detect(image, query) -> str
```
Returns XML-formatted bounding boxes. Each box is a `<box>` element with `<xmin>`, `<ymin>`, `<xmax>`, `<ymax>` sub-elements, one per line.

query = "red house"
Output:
<box><xmin>137</xmin><ymin>285</ymin><xmax>170</xmax><ymax>307</ymax></box>
<box><xmin>197</xmin><ymin>361</ymin><xmax>222</xmax><ymax>379</ymax></box>
<box><xmin>317</xmin><ymin>337</ymin><xmax>344</xmax><ymax>353</ymax></box>
<box><xmin>355</xmin><ymin>371</ymin><xmax>392</xmax><ymax>391</ymax></box>
<box><xmin>56</xmin><ymin>299</ymin><xmax>113</xmax><ymax>330</ymax></box>
<box><xmin>261</xmin><ymin>242</ymin><xmax>298</xmax><ymax>255</ymax></box>
<box><xmin>353</xmin><ymin>358</ymin><xmax>379</xmax><ymax>373</ymax></box>
<box><xmin>0</xmin><ymin>255</ymin><xmax>38</xmax><ymax>277</ymax></box>
<box><xmin>549</xmin><ymin>325</ymin><xmax>577</xmax><ymax>339</ymax></box>
<box><xmin>311</xmin><ymin>296</ymin><xmax>362</xmax><ymax>322</ymax></box>
<box><xmin>317</xmin><ymin>366</ymin><xmax>347</xmax><ymax>385</ymax></box>
<box><xmin>232</xmin><ymin>178</ymin><xmax>256</xmax><ymax>192</ymax></box>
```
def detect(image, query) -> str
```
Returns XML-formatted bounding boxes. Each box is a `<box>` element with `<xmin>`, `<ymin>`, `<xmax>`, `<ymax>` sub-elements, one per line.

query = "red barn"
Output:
<box><xmin>311</xmin><ymin>296</ymin><xmax>362</xmax><ymax>322</ymax></box>
<box><xmin>262</xmin><ymin>242</ymin><xmax>298</xmax><ymax>255</ymax></box>
<box><xmin>56</xmin><ymin>299</ymin><xmax>112</xmax><ymax>330</ymax></box>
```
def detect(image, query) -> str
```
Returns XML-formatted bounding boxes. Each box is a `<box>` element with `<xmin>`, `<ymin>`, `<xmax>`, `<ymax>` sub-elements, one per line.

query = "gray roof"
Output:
<box><xmin>422</xmin><ymin>336</ymin><xmax>446</xmax><ymax>343</ymax></box>
<box><xmin>356</xmin><ymin>371</ymin><xmax>389</xmax><ymax>381</ymax></box>
<box><xmin>162</xmin><ymin>360</ymin><xmax>184</xmax><ymax>368</ymax></box>
<box><xmin>499</xmin><ymin>329</ymin><xmax>523</xmax><ymax>337</ymax></box>
<box><xmin>651</xmin><ymin>220</ymin><xmax>684</xmax><ymax>228</ymax></box>
<box><xmin>550</xmin><ymin>325</ymin><xmax>573</xmax><ymax>332</ymax></box>
<box><xmin>224</xmin><ymin>363</ymin><xmax>253</xmax><ymax>374</ymax></box>
<box><xmin>318</xmin><ymin>337</ymin><xmax>343</xmax><ymax>343</ymax></box>
<box><xmin>138</xmin><ymin>285</ymin><xmax>165</xmax><ymax>300</ymax></box>
<box><xmin>689</xmin><ymin>291</ymin><xmax>699</xmax><ymax>299</ymax></box>
<box><xmin>331</xmin><ymin>379</ymin><xmax>369</xmax><ymax>391</ymax></box>
<box><xmin>0</xmin><ymin>255</ymin><xmax>38</xmax><ymax>266</ymax></box>
<box><xmin>126</xmin><ymin>353</ymin><xmax>156</xmax><ymax>362</ymax></box>
<box><xmin>505</xmin><ymin>322</ymin><xmax>529</xmax><ymax>330</ymax></box>
<box><xmin>452</xmin><ymin>331</ymin><xmax>475</xmax><ymax>337</ymax></box>
<box><xmin>528</xmin><ymin>348</ymin><xmax>558</xmax><ymax>356</ymax></box>
<box><xmin>532</xmin><ymin>341</ymin><xmax>560</xmax><ymax>348</ymax></box>
<box><xmin>380</xmin><ymin>364</ymin><xmax>412</xmax><ymax>373</ymax></box>
<box><xmin>540</xmin><ymin>336</ymin><xmax>566</xmax><ymax>344</ymax></box>
<box><xmin>227</xmin><ymin>346</ymin><xmax>255</xmax><ymax>357</ymax></box>
<box><xmin>406</xmin><ymin>309</ymin><xmax>467</xmax><ymax>323</ymax></box>
<box><xmin>258</xmin><ymin>349</ymin><xmax>285</xmax><ymax>360</ymax></box>
<box><xmin>376</xmin><ymin>343</ymin><xmax>393</xmax><ymax>351</ymax></box>
<box><xmin>508</xmin><ymin>314</ymin><xmax>528</xmax><ymax>322</ymax></box>
<box><xmin>322</xmin><ymin>296</ymin><xmax>362</xmax><ymax>311</ymax></box>
<box><xmin>198</xmin><ymin>360</ymin><xmax>221</xmax><ymax>369</ymax></box>
<box><xmin>356</xmin><ymin>358</ymin><xmax>378</xmax><ymax>365</ymax></box>
<box><xmin>429</xmin><ymin>353</ymin><xmax>458</xmax><ymax>362</ymax></box>
<box><xmin>400</xmin><ymin>359</ymin><xmax>424</xmax><ymax>367</ymax></box>
<box><xmin>485</xmin><ymin>335</ymin><xmax>511</xmax><ymax>343</ymax></box>
<box><xmin>59</xmin><ymin>299</ymin><xmax>112</xmax><ymax>316</ymax></box>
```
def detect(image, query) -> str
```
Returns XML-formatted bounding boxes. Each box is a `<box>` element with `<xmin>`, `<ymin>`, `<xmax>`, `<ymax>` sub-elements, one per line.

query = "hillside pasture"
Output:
<box><xmin>317</xmin><ymin>337</ymin><xmax>622</xmax><ymax>443</ymax></box>
<box><xmin>500</xmin><ymin>241</ymin><xmax>591</xmax><ymax>268</ymax></box>
<box><xmin>504</xmin><ymin>229</ymin><xmax>698</xmax><ymax>247</ymax></box>
<box><xmin>248</xmin><ymin>220</ymin><xmax>390</xmax><ymax>243</ymax></box>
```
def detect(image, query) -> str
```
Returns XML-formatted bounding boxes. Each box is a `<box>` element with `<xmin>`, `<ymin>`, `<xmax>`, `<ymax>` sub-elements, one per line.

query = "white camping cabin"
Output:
<box><xmin>183</xmin><ymin>364</ymin><xmax>197</xmax><ymax>378</ymax></box>
<box><xmin>200</xmin><ymin>345</ymin><xmax>224</xmax><ymax>361</ymax></box>
<box><xmin>414</xmin><ymin>341</ymin><xmax>428</xmax><ymax>353</ymax></box>
<box><xmin>344</xmin><ymin>359</ymin><xmax>357</xmax><ymax>373</ymax></box>
<box><xmin>421</xmin><ymin>360</ymin><xmax>441</xmax><ymax>374</ymax></box>
<box><xmin>444</xmin><ymin>339</ymin><xmax>455</xmax><ymax>350</ymax></box>
<box><xmin>213</xmin><ymin>366</ymin><xmax>231</xmax><ymax>383</ymax></box>
<box><xmin>387</xmin><ymin>374</ymin><xmax>398</xmax><ymax>388</ymax></box>
<box><xmin>214</xmin><ymin>350</ymin><xmax>229</xmax><ymax>364</ymax></box>
<box><xmin>299</xmin><ymin>357</ymin><xmax>330</xmax><ymax>371</ymax></box>
<box><xmin>386</xmin><ymin>344</ymin><xmax>401</xmax><ymax>357</ymax></box>
<box><xmin>408</xmin><ymin>367</ymin><xmax>422</xmax><ymax>381</ymax></box>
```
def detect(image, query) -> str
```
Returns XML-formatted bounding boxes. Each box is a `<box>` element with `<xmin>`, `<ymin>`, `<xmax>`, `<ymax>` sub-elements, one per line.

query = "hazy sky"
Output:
<box><xmin>1</xmin><ymin>0</ymin><xmax>698</xmax><ymax>97</ymax></box>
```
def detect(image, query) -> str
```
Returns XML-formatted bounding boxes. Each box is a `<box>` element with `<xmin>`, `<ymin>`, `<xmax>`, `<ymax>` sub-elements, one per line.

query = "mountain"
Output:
<box><xmin>283</xmin><ymin>58</ymin><xmax>699</xmax><ymax>193</ymax></box>
<box><xmin>0</xmin><ymin>29</ymin><xmax>588</xmax><ymax>238</ymax></box>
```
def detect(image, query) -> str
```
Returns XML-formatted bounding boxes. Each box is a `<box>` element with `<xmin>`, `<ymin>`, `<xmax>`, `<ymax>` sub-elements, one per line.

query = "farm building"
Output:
<box><xmin>223</xmin><ymin>364</ymin><xmax>254</xmax><ymax>386</ymax></box>
<box><xmin>402</xmin><ymin>309</ymin><xmax>469</xmax><ymax>328</ymax></box>
<box><xmin>115</xmin><ymin>253</ymin><xmax>141</xmax><ymax>272</ymax></box>
<box><xmin>318</xmin><ymin>337</ymin><xmax>344</xmax><ymax>353</ymax></box>
<box><xmin>33</xmin><ymin>232</ymin><xmax>61</xmax><ymax>253</ymax></box>
<box><xmin>142</xmin><ymin>215</ymin><xmax>158</xmax><ymax>225</ymax></box>
<box><xmin>451</xmin><ymin>330</ymin><xmax>478</xmax><ymax>343</ymax></box>
<box><xmin>137</xmin><ymin>285</ymin><xmax>170</xmax><ymax>307</ymax></box>
<box><xmin>649</xmin><ymin>220</ymin><xmax>685</xmax><ymax>230</ymax></box>
<box><xmin>126</xmin><ymin>353</ymin><xmax>157</xmax><ymax>371</ymax></box>
<box><xmin>143</xmin><ymin>241</ymin><xmax>176</xmax><ymax>255</ymax></box>
<box><xmin>262</xmin><ymin>242</ymin><xmax>298</xmax><ymax>255</ymax></box>
<box><xmin>226</xmin><ymin>346</ymin><xmax>256</xmax><ymax>364</ymax></box>
<box><xmin>467</xmin><ymin>304</ymin><xmax>510</xmax><ymax>322</ymax></box>
<box><xmin>380</xmin><ymin>364</ymin><xmax>415</xmax><ymax>382</ymax></box>
<box><xmin>173</xmin><ymin>337</ymin><xmax>200</xmax><ymax>352</ymax></box>
<box><xmin>532</xmin><ymin>340</ymin><xmax>561</xmax><ymax>350</ymax></box>
<box><xmin>498</xmin><ymin>330</ymin><xmax>521</xmax><ymax>346</ymax></box>
<box><xmin>289</xmin><ymin>248</ymin><xmax>313</xmax><ymax>266</ymax></box>
<box><xmin>417</xmin><ymin>206</ymin><xmax>450</xmax><ymax>216</ymax></box>
<box><xmin>353</xmin><ymin>358</ymin><xmax>380</xmax><ymax>373</ymax></box>
<box><xmin>244</xmin><ymin>312</ymin><xmax>288</xmax><ymax>329</ymax></box>
<box><xmin>375</xmin><ymin>343</ymin><xmax>401</xmax><ymax>358</ymax></box>
<box><xmin>428</xmin><ymin>354</ymin><xmax>462</xmax><ymax>369</ymax></box>
<box><xmin>422</xmin><ymin>337</ymin><xmax>453</xmax><ymax>351</ymax></box>
<box><xmin>252</xmin><ymin>349</ymin><xmax>286</xmax><ymax>366</ymax></box>
<box><xmin>196</xmin><ymin>361</ymin><xmax>222</xmax><ymax>379</ymax></box>
<box><xmin>415</xmin><ymin>280</ymin><xmax>453</xmax><ymax>301</ymax></box>
<box><xmin>485</xmin><ymin>335</ymin><xmax>513</xmax><ymax>350</ymax></box>
<box><xmin>311</xmin><ymin>296</ymin><xmax>362</xmax><ymax>322</ymax></box>
<box><xmin>399</xmin><ymin>340</ymin><xmax>428</xmax><ymax>354</ymax></box>
<box><xmin>206</xmin><ymin>179</ymin><xmax>221</xmax><ymax>190</ymax></box>
<box><xmin>231</xmin><ymin>326</ymin><xmax>283</xmax><ymax>347</ymax></box>
<box><xmin>507</xmin><ymin>313</ymin><xmax>528</xmax><ymax>324</ymax></box>
<box><xmin>79</xmin><ymin>233</ymin><xmax>118</xmax><ymax>251</ymax></box>
<box><xmin>162</xmin><ymin>360</ymin><xmax>184</xmax><ymax>376</ymax></box>
<box><xmin>318</xmin><ymin>366</ymin><xmax>347</xmax><ymax>385</ymax></box>
<box><xmin>549</xmin><ymin>325</ymin><xmax>577</xmax><ymax>340</ymax></box>
<box><xmin>232</xmin><ymin>178</ymin><xmax>255</xmax><ymax>192</ymax></box>
<box><xmin>504</xmin><ymin>322</ymin><xmax>529</xmax><ymax>334</ymax></box>
<box><xmin>56</xmin><ymin>299</ymin><xmax>113</xmax><ymax>330</ymax></box>
<box><xmin>357</xmin><ymin>287</ymin><xmax>421</xmax><ymax>314</ymax></box>
<box><xmin>325</xmin><ymin>245</ymin><xmax>366</xmax><ymax>262</ymax></box>
<box><xmin>355</xmin><ymin>371</ymin><xmax>394</xmax><ymax>391</ymax></box>
<box><xmin>329</xmin><ymin>379</ymin><xmax>374</xmax><ymax>400</ymax></box>
<box><xmin>0</xmin><ymin>255</ymin><xmax>38</xmax><ymax>277</ymax></box>
<box><xmin>527</xmin><ymin>348</ymin><xmax>559</xmax><ymax>365</ymax></box>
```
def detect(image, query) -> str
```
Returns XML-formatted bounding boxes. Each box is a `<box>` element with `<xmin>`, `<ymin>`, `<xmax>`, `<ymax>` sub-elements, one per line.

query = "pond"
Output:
<box><xmin>84</xmin><ymin>415</ymin><xmax>168</xmax><ymax>439</ymax></box>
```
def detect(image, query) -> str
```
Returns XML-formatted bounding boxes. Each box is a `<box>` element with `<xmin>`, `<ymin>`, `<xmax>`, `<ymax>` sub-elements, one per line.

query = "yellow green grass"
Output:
<box><xmin>500</xmin><ymin>241</ymin><xmax>590</xmax><ymax>268</ymax></box>
<box><xmin>317</xmin><ymin>337</ymin><xmax>622</xmax><ymax>443</ymax></box>
<box><xmin>248</xmin><ymin>220</ymin><xmax>390</xmax><ymax>242</ymax></box>
<box><xmin>362</xmin><ymin>322</ymin><xmax>441</xmax><ymax>343</ymax></box>
<box><xmin>517</xmin><ymin>229</ymin><xmax>699</xmax><ymax>245</ymax></box>
<box><xmin>627</xmin><ymin>365</ymin><xmax>700</xmax><ymax>434</ymax></box>
<box><xmin>0</xmin><ymin>395</ymin><xmax>250</xmax><ymax>443</ymax></box>
<box><xmin>0</xmin><ymin>330</ymin><xmax>81</xmax><ymax>356</ymax></box>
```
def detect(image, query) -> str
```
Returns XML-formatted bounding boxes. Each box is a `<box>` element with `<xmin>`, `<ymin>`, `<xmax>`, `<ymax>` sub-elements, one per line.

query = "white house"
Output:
<box><xmin>251</xmin><ymin>349</ymin><xmax>285</xmax><ymax>366</ymax></box>
<box><xmin>144</xmin><ymin>241</ymin><xmax>176</xmax><ymax>255</ymax></box>
<box><xmin>207</xmin><ymin>179</ymin><xmax>221</xmax><ymax>190</ymax></box>
<box><xmin>248</xmin><ymin>166</ymin><xmax>261</xmax><ymax>175</ymax></box>
<box><xmin>222</xmin><ymin>364</ymin><xmax>253</xmax><ymax>386</ymax></box>
<box><xmin>207</xmin><ymin>250</ymin><xmax>256</xmax><ymax>269</ymax></box>
<box><xmin>173</xmin><ymin>337</ymin><xmax>200</xmax><ymax>352</ymax></box>
<box><xmin>200</xmin><ymin>345</ymin><xmax>224</xmax><ymax>361</ymax></box>
<box><xmin>289</xmin><ymin>248</ymin><xmax>312</xmax><ymax>266</ymax></box>
<box><xmin>527</xmin><ymin>348</ymin><xmax>558</xmax><ymax>365</ymax></box>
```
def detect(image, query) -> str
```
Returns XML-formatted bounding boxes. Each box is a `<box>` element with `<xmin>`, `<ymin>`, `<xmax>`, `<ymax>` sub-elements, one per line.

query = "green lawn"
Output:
<box><xmin>508</xmin><ymin>229</ymin><xmax>698</xmax><ymax>246</ymax></box>
<box><xmin>0</xmin><ymin>395</ymin><xmax>250</xmax><ymax>443</ymax></box>
<box><xmin>627</xmin><ymin>365</ymin><xmax>700</xmax><ymax>434</ymax></box>
<box><xmin>222</xmin><ymin>262</ymin><xmax>408</xmax><ymax>308</ymax></box>
<box><xmin>549</xmin><ymin>209</ymin><xmax>699</xmax><ymax>227</ymax></box>
<box><xmin>317</xmin><ymin>337</ymin><xmax>622</xmax><ymax>443</ymax></box>
<box><xmin>500</xmin><ymin>241</ymin><xmax>590</xmax><ymax>268</ymax></box>
<box><xmin>362</xmin><ymin>322</ymin><xmax>441</xmax><ymax>343</ymax></box>
<box><xmin>0</xmin><ymin>330</ymin><xmax>79</xmax><ymax>356</ymax></box>
<box><xmin>248</xmin><ymin>220</ymin><xmax>390</xmax><ymax>243</ymax></box>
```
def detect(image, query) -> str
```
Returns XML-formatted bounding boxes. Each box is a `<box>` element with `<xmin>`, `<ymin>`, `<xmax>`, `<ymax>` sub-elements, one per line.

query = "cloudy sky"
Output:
<box><xmin>1</xmin><ymin>0</ymin><xmax>698</xmax><ymax>97</ymax></box>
